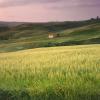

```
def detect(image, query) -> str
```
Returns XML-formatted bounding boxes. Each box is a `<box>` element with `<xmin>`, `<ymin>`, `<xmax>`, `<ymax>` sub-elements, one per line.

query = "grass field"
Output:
<box><xmin>0</xmin><ymin>44</ymin><xmax>100</xmax><ymax>100</ymax></box>
<box><xmin>0</xmin><ymin>20</ymin><xmax>100</xmax><ymax>52</ymax></box>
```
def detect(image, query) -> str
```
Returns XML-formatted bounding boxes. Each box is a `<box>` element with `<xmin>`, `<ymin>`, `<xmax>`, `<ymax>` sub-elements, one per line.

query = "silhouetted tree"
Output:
<box><xmin>96</xmin><ymin>16</ymin><xmax>100</xmax><ymax>20</ymax></box>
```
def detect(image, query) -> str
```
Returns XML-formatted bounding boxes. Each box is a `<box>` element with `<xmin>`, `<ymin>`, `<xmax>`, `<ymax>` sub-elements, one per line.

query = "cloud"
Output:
<box><xmin>0</xmin><ymin>0</ymin><xmax>100</xmax><ymax>22</ymax></box>
<box><xmin>0</xmin><ymin>0</ymin><xmax>62</xmax><ymax>7</ymax></box>
<box><xmin>44</xmin><ymin>0</ymin><xmax>100</xmax><ymax>11</ymax></box>
<box><xmin>0</xmin><ymin>0</ymin><xmax>100</xmax><ymax>8</ymax></box>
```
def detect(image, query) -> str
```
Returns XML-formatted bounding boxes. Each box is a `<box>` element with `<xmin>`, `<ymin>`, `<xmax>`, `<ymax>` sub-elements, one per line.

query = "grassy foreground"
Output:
<box><xmin>0</xmin><ymin>44</ymin><xmax>100</xmax><ymax>100</ymax></box>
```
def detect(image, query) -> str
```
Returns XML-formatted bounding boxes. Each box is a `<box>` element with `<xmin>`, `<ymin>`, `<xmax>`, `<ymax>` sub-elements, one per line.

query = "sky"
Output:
<box><xmin>0</xmin><ymin>0</ymin><xmax>100</xmax><ymax>22</ymax></box>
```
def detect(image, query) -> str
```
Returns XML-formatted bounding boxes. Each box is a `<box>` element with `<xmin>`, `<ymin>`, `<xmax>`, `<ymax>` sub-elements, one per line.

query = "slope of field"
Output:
<box><xmin>0</xmin><ymin>22</ymin><xmax>100</xmax><ymax>52</ymax></box>
<box><xmin>0</xmin><ymin>44</ymin><xmax>100</xmax><ymax>100</ymax></box>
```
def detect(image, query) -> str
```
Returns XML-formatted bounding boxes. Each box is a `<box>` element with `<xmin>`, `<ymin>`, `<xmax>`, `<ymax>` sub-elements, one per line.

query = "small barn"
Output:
<box><xmin>48</xmin><ymin>33</ymin><xmax>60</xmax><ymax>39</ymax></box>
<box><xmin>48</xmin><ymin>33</ymin><xmax>55</xmax><ymax>39</ymax></box>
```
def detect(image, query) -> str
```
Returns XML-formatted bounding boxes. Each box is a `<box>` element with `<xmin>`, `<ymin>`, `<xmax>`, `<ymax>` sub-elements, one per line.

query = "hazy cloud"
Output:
<box><xmin>0</xmin><ymin>0</ymin><xmax>100</xmax><ymax>8</ymax></box>
<box><xmin>47</xmin><ymin>0</ymin><xmax>100</xmax><ymax>9</ymax></box>
<box><xmin>0</xmin><ymin>0</ymin><xmax>100</xmax><ymax>22</ymax></box>
<box><xmin>0</xmin><ymin>0</ymin><xmax>61</xmax><ymax>7</ymax></box>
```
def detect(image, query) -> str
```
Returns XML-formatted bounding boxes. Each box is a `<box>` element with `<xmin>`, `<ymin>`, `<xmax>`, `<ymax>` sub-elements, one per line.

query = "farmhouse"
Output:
<box><xmin>48</xmin><ymin>33</ymin><xmax>54</xmax><ymax>39</ymax></box>
<box><xmin>48</xmin><ymin>33</ymin><xmax>60</xmax><ymax>39</ymax></box>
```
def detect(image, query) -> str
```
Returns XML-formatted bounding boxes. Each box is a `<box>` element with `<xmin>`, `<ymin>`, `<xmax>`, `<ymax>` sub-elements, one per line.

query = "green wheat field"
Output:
<box><xmin>0</xmin><ymin>44</ymin><xmax>100</xmax><ymax>100</ymax></box>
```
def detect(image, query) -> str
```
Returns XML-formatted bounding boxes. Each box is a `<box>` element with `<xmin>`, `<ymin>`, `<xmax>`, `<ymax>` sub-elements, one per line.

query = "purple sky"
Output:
<box><xmin>0</xmin><ymin>0</ymin><xmax>100</xmax><ymax>22</ymax></box>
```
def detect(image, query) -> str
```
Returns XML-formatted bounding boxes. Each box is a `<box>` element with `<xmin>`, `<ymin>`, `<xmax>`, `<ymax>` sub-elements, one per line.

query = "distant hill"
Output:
<box><xmin>0</xmin><ymin>21</ymin><xmax>27</xmax><ymax>27</ymax></box>
<box><xmin>0</xmin><ymin>19</ymin><xmax>100</xmax><ymax>52</ymax></box>
<box><xmin>0</xmin><ymin>21</ymin><xmax>26</xmax><ymax>33</ymax></box>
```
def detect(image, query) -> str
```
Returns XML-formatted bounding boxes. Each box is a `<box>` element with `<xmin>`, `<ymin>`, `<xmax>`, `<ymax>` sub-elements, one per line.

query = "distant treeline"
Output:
<box><xmin>0</xmin><ymin>26</ymin><xmax>9</xmax><ymax>32</ymax></box>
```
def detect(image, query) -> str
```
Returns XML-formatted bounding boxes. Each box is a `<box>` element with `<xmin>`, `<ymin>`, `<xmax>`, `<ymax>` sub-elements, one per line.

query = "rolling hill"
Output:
<box><xmin>0</xmin><ymin>19</ymin><xmax>100</xmax><ymax>52</ymax></box>
<box><xmin>0</xmin><ymin>19</ymin><xmax>100</xmax><ymax>100</ymax></box>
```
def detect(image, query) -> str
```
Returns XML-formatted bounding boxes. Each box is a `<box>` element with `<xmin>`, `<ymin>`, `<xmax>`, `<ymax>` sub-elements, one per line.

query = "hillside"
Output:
<box><xmin>0</xmin><ymin>44</ymin><xmax>100</xmax><ymax>100</ymax></box>
<box><xmin>0</xmin><ymin>19</ymin><xmax>100</xmax><ymax>52</ymax></box>
<box><xmin>0</xmin><ymin>20</ymin><xmax>100</xmax><ymax>100</ymax></box>
<box><xmin>0</xmin><ymin>21</ymin><xmax>28</xmax><ymax>27</ymax></box>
